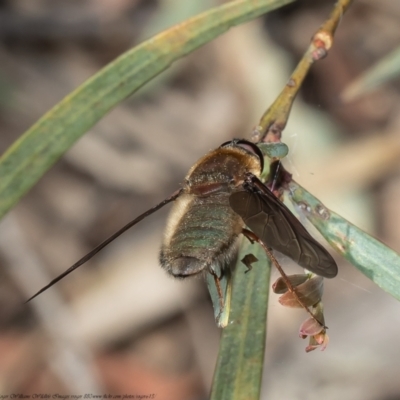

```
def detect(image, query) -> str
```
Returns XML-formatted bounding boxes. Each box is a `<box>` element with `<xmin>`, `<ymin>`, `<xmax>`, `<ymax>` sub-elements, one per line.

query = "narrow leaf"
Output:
<box><xmin>0</xmin><ymin>0</ymin><xmax>294</xmax><ymax>220</ymax></box>
<box><xmin>288</xmin><ymin>181</ymin><xmax>400</xmax><ymax>301</ymax></box>
<box><xmin>211</xmin><ymin>239</ymin><xmax>271</xmax><ymax>400</ymax></box>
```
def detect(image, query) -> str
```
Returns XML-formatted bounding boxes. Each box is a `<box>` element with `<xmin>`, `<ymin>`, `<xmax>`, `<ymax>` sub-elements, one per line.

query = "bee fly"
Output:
<box><xmin>26</xmin><ymin>139</ymin><xmax>337</xmax><ymax>327</ymax></box>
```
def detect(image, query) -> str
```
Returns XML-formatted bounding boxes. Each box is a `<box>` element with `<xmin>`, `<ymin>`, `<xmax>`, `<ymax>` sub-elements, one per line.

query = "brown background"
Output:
<box><xmin>0</xmin><ymin>1</ymin><xmax>400</xmax><ymax>399</ymax></box>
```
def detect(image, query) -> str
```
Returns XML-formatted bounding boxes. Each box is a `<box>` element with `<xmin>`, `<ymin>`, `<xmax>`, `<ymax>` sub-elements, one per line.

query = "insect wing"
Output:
<box><xmin>229</xmin><ymin>184</ymin><xmax>337</xmax><ymax>278</ymax></box>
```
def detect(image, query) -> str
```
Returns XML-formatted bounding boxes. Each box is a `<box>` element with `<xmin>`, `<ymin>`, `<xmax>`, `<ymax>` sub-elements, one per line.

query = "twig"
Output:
<box><xmin>252</xmin><ymin>0</ymin><xmax>354</xmax><ymax>143</ymax></box>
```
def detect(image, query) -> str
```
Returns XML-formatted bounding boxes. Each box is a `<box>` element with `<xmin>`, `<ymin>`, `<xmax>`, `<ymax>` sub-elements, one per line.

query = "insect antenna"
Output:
<box><xmin>25</xmin><ymin>188</ymin><xmax>183</xmax><ymax>303</ymax></box>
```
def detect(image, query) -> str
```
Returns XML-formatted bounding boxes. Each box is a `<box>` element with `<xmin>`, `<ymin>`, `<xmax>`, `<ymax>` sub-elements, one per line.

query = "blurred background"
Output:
<box><xmin>0</xmin><ymin>0</ymin><xmax>400</xmax><ymax>399</ymax></box>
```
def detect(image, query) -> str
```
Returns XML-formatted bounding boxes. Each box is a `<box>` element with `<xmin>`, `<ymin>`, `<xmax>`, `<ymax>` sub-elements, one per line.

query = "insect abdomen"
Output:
<box><xmin>160</xmin><ymin>193</ymin><xmax>243</xmax><ymax>277</ymax></box>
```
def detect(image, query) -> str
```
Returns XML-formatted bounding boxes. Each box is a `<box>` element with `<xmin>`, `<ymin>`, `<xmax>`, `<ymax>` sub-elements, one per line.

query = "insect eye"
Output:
<box><xmin>220</xmin><ymin>140</ymin><xmax>233</xmax><ymax>148</ymax></box>
<box><xmin>236</xmin><ymin>140</ymin><xmax>264</xmax><ymax>172</ymax></box>
<box><xmin>220</xmin><ymin>139</ymin><xmax>264</xmax><ymax>172</ymax></box>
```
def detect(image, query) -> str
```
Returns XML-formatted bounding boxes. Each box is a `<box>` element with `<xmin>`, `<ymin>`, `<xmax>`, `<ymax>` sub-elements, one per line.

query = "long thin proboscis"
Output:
<box><xmin>25</xmin><ymin>189</ymin><xmax>183</xmax><ymax>303</ymax></box>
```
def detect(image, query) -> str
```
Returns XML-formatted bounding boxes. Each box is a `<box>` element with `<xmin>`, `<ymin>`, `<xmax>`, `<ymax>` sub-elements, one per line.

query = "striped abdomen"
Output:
<box><xmin>160</xmin><ymin>193</ymin><xmax>243</xmax><ymax>277</ymax></box>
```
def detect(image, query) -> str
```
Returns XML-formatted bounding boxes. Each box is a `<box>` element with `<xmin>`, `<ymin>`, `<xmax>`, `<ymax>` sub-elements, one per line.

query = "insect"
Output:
<box><xmin>26</xmin><ymin>139</ymin><xmax>337</xmax><ymax>326</ymax></box>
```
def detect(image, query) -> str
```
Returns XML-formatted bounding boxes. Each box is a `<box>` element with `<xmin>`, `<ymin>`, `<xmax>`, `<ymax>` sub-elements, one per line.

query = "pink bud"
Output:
<box><xmin>299</xmin><ymin>317</ymin><xmax>324</xmax><ymax>336</ymax></box>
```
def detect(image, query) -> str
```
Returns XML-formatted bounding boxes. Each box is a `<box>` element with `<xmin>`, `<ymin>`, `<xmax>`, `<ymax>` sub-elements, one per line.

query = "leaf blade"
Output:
<box><xmin>289</xmin><ymin>181</ymin><xmax>400</xmax><ymax>300</ymax></box>
<box><xmin>210</xmin><ymin>239</ymin><xmax>271</xmax><ymax>400</ymax></box>
<box><xmin>0</xmin><ymin>0</ymin><xmax>294</xmax><ymax>220</ymax></box>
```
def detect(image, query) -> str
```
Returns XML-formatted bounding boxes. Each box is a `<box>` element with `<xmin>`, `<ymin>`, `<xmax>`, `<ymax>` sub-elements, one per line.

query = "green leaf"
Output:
<box><xmin>288</xmin><ymin>181</ymin><xmax>400</xmax><ymax>300</ymax></box>
<box><xmin>0</xmin><ymin>0</ymin><xmax>294</xmax><ymax>220</ymax></box>
<box><xmin>210</xmin><ymin>239</ymin><xmax>271</xmax><ymax>400</ymax></box>
<box><xmin>341</xmin><ymin>45</ymin><xmax>400</xmax><ymax>101</ymax></box>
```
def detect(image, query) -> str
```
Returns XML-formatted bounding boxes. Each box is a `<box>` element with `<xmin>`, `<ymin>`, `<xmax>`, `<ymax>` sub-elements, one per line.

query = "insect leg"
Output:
<box><xmin>209</xmin><ymin>270</ymin><xmax>225</xmax><ymax>311</ymax></box>
<box><xmin>242</xmin><ymin>228</ymin><xmax>327</xmax><ymax>330</ymax></box>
